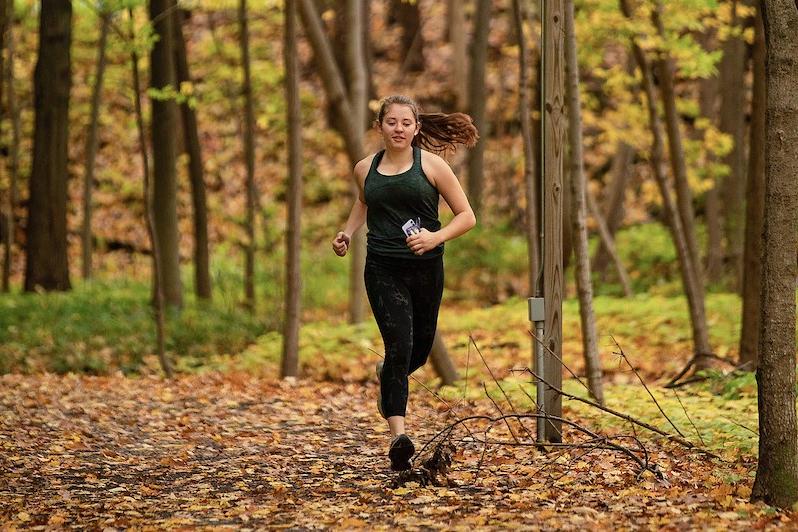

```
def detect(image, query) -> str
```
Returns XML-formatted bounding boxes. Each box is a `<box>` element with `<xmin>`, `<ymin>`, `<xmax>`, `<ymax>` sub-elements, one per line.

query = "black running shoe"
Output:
<box><xmin>388</xmin><ymin>434</ymin><xmax>415</xmax><ymax>471</ymax></box>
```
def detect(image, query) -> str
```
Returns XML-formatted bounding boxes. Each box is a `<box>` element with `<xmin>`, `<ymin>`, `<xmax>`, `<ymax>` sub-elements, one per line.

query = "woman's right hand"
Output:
<box><xmin>332</xmin><ymin>231</ymin><xmax>351</xmax><ymax>257</ymax></box>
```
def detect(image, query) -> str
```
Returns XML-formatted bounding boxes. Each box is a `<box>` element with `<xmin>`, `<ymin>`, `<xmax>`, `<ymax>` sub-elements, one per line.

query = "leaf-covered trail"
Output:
<box><xmin>0</xmin><ymin>373</ymin><xmax>791</xmax><ymax>529</ymax></box>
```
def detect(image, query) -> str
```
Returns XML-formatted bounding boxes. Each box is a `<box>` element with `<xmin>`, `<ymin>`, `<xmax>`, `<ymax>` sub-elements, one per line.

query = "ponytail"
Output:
<box><xmin>376</xmin><ymin>95</ymin><xmax>479</xmax><ymax>154</ymax></box>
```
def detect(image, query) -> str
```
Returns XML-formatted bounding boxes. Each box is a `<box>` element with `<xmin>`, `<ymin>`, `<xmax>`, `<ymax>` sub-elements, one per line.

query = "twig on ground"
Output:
<box><xmin>672</xmin><ymin>388</ymin><xmax>706</xmax><ymax>446</ymax></box>
<box><xmin>610</xmin><ymin>336</ymin><xmax>685</xmax><ymax>438</ymax></box>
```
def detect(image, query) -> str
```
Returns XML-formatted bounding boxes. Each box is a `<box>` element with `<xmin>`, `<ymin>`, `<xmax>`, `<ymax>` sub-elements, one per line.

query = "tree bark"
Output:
<box><xmin>564</xmin><ymin>0</ymin><xmax>603</xmax><ymax>405</ymax></box>
<box><xmin>511</xmin><ymin>0</ymin><xmax>539</xmax><ymax>296</ymax></box>
<box><xmin>281</xmin><ymin>0</ymin><xmax>302</xmax><ymax>378</ymax></box>
<box><xmin>174</xmin><ymin>8</ymin><xmax>212</xmax><ymax>300</ymax></box>
<box><xmin>428</xmin><ymin>331</ymin><xmax>459</xmax><ymax>386</ymax></box>
<box><xmin>466</xmin><ymin>0</ymin><xmax>490</xmax><ymax>218</ymax></box>
<box><xmin>620</xmin><ymin>0</ymin><xmax>713</xmax><ymax>363</ymax></box>
<box><xmin>391</xmin><ymin>0</ymin><xmax>424</xmax><ymax>72</ymax></box>
<box><xmin>651</xmin><ymin>4</ymin><xmax>705</xmax><ymax>301</ymax></box>
<box><xmin>239</xmin><ymin>0</ymin><xmax>258</xmax><ymax>311</ymax></box>
<box><xmin>81</xmin><ymin>11</ymin><xmax>110</xmax><ymax>281</ymax></box>
<box><xmin>25</xmin><ymin>0</ymin><xmax>72</xmax><ymax>292</ymax></box>
<box><xmin>593</xmin><ymin>140</ymin><xmax>633</xmax><ymax>278</ymax></box>
<box><xmin>149</xmin><ymin>0</ymin><xmax>182</xmax><ymax>308</ymax></box>
<box><xmin>718</xmin><ymin>0</ymin><xmax>748</xmax><ymax>290</ymax></box>
<box><xmin>129</xmin><ymin>8</ymin><xmax>173</xmax><ymax>379</ymax></box>
<box><xmin>0</xmin><ymin>0</ymin><xmax>10</xmax><ymax>292</ymax></box>
<box><xmin>587</xmin><ymin>191</ymin><xmax>633</xmax><ymax>298</ymax></box>
<box><xmin>346</xmin><ymin>0</ymin><xmax>368</xmax><ymax>324</ymax></box>
<box><xmin>751</xmin><ymin>0</ymin><xmax>798</xmax><ymax>508</ymax></box>
<box><xmin>447</xmin><ymin>0</ymin><xmax>468</xmax><ymax>109</ymax></box>
<box><xmin>542</xmin><ymin>0</ymin><xmax>566</xmax><ymax>442</ymax></box>
<box><xmin>3</xmin><ymin>5</ymin><xmax>19</xmax><ymax>293</ymax></box>
<box><xmin>696</xmin><ymin>30</ymin><xmax>724</xmax><ymax>284</ymax></box>
<box><xmin>738</xmin><ymin>3</ymin><xmax>765</xmax><ymax>371</ymax></box>
<box><xmin>298</xmin><ymin>0</ymin><xmax>368</xmax><ymax>323</ymax></box>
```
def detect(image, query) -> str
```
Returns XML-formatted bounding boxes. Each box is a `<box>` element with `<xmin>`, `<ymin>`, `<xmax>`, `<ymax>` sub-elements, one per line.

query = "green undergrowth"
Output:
<box><xmin>0</xmin><ymin>278</ymin><xmax>267</xmax><ymax>375</ymax></box>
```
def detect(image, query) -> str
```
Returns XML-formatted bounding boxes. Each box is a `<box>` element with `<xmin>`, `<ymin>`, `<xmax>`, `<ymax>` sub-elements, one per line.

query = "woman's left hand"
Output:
<box><xmin>406</xmin><ymin>229</ymin><xmax>441</xmax><ymax>256</ymax></box>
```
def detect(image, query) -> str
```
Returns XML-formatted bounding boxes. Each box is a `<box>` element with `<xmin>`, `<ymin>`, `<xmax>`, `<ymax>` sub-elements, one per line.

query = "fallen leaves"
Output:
<box><xmin>0</xmin><ymin>372</ymin><xmax>792</xmax><ymax>529</ymax></box>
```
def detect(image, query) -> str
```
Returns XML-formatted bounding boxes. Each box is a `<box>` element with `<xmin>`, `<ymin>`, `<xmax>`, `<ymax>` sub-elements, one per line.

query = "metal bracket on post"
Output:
<box><xmin>528</xmin><ymin>297</ymin><xmax>546</xmax><ymax>443</ymax></box>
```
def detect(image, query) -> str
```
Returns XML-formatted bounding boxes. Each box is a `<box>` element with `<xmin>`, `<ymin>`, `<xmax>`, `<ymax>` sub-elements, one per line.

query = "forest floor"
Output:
<box><xmin>1</xmin><ymin>371</ymin><xmax>793</xmax><ymax>530</ymax></box>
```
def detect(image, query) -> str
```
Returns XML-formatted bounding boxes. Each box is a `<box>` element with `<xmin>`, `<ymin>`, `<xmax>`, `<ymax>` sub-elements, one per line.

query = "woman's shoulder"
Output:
<box><xmin>419</xmin><ymin>149</ymin><xmax>450</xmax><ymax>173</ymax></box>
<box><xmin>354</xmin><ymin>152</ymin><xmax>380</xmax><ymax>178</ymax></box>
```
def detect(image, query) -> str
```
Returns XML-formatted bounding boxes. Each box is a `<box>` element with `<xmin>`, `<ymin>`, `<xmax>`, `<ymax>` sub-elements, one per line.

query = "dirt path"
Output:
<box><xmin>0</xmin><ymin>373</ymin><xmax>789</xmax><ymax>529</ymax></box>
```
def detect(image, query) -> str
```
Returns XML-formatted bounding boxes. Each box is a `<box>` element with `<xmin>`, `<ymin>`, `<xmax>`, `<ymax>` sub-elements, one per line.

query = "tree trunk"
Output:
<box><xmin>129</xmin><ymin>8</ymin><xmax>173</xmax><ymax>379</ymax></box>
<box><xmin>651</xmin><ymin>4</ymin><xmax>705</xmax><ymax>301</ymax></box>
<box><xmin>428</xmin><ymin>331</ymin><xmax>459</xmax><ymax>386</ymax></box>
<box><xmin>391</xmin><ymin>0</ymin><xmax>423</xmax><ymax>72</ymax></box>
<box><xmin>174</xmin><ymin>8</ymin><xmax>212</xmax><ymax>300</ymax></box>
<box><xmin>593</xmin><ymin>140</ymin><xmax>633</xmax><ymax>278</ymax></box>
<box><xmin>298</xmin><ymin>0</ymin><xmax>368</xmax><ymax>323</ymax></box>
<box><xmin>81</xmin><ymin>11</ymin><xmax>110</xmax><ymax>281</ymax></box>
<box><xmin>466</xmin><ymin>0</ymin><xmax>490</xmax><ymax>217</ymax></box>
<box><xmin>542</xmin><ymin>0</ymin><xmax>566</xmax><ymax>443</ymax></box>
<box><xmin>738</xmin><ymin>3</ymin><xmax>765</xmax><ymax>371</ymax></box>
<box><xmin>0</xmin><ymin>0</ymin><xmax>9</xmax><ymax>292</ymax></box>
<box><xmin>3</xmin><ymin>7</ymin><xmax>19</xmax><ymax>293</ymax></box>
<box><xmin>239</xmin><ymin>0</ymin><xmax>258</xmax><ymax>311</ymax></box>
<box><xmin>564</xmin><ymin>0</ymin><xmax>603</xmax><ymax>404</ymax></box>
<box><xmin>25</xmin><ymin>0</ymin><xmax>72</xmax><ymax>292</ymax></box>
<box><xmin>696</xmin><ymin>32</ymin><xmax>724</xmax><ymax>284</ymax></box>
<box><xmin>149</xmin><ymin>0</ymin><xmax>182</xmax><ymax>308</ymax></box>
<box><xmin>587</xmin><ymin>191</ymin><xmax>633</xmax><ymax>297</ymax></box>
<box><xmin>346</xmin><ymin>0</ymin><xmax>368</xmax><ymax>324</ymax></box>
<box><xmin>511</xmin><ymin>0</ymin><xmax>539</xmax><ymax>296</ymax></box>
<box><xmin>750</xmin><ymin>0</ymin><xmax>798</xmax><ymax>508</ymax></box>
<box><xmin>281</xmin><ymin>0</ymin><xmax>302</xmax><ymax>379</ymax></box>
<box><xmin>447</xmin><ymin>0</ymin><xmax>468</xmax><ymax>110</ymax></box>
<box><xmin>620</xmin><ymin>0</ymin><xmax>713</xmax><ymax>363</ymax></box>
<box><xmin>718</xmin><ymin>0</ymin><xmax>748</xmax><ymax>290</ymax></box>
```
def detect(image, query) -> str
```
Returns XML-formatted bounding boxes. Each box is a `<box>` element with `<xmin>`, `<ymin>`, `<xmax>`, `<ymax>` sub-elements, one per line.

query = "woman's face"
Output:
<box><xmin>378</xmin><ymin>104</ymin><xmax>419</xmax><ymax>150</ymax></box>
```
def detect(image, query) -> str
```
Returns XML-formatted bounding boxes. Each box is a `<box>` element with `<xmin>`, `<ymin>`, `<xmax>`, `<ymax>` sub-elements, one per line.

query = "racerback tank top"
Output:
<box><xmin>363</xmin><ymin>146</ymin><xmax>443</xmax><ymax>259</ymax></box>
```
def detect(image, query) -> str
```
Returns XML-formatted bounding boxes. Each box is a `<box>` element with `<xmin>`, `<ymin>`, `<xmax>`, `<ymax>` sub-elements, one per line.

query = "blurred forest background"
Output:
<box><xmin>0</xmin><ymin>0</ymin><xmax>793</xmax><ymax>382</ymax></box>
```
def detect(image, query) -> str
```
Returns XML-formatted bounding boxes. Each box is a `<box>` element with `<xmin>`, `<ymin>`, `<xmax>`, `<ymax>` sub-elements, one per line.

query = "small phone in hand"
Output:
<box><xmin>402</xmin><ymin>218</ymin><xmax>422</xmax><ymax>237</ymax></box>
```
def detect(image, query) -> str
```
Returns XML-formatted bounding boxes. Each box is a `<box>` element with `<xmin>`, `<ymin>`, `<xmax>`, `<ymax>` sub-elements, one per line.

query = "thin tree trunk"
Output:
<box><xmin>651</xmin><ymin>4</ymin><xmax>705</xmax><ymax>300</ymax></box>
<box><xmin>174</xmin><ymin>8</ymin><xmax>212</xmax><ymax>300</ymax></box>
<box><xmin>3</xmin><ymin>9</ymin><xmax>19</xmax><ymax>292</ymax></box>
<box><xmin>81</xmin><ymin>11</ymin><xmax>110</xmax><ymax>281</ymax></box>
<box><xmin>587</xmin><ymin>191</ymin><xmax>633</xmax><ymax>297</ymax></box>
<box><xmin>511</xmin><ymin>0</ymin><xmax>539</xmax><ymax>296</ymax></box>
<box><xmin>25</xmin><ymin>0</ymin><xmax>72</xmax><ymax>292</ymax></box>
<box><xmin>696</xmin><ymin>31</ymin><xmax>724</xmax><ymax>283</ymax></box>
<box><xmin>718</xmin><ymin>0</ymin><xmax>748</xmax><ymax>290</ymax></box>
<box><xmin>593</xmin><ymin>140</ymin><xmax>633</xmax><ymax>278</ymax></box>
<box><xmin>298</xmin><ymin>0</ymin><xmax>367</xmax><ymax>323</ymax></box>
<box><xmin>542</xmin><ymin>0</ymin><xmax>566</xmax><ymax>443</ymax></box>
<box><xmin>564</xmin><ymin>0</ymin><xmax>603</xmax><ymax>405</ymax></box>
<box><xmin>447</xmin><ymin>0</ymin><xmax>468</xmax><ymax>109</ymax></box>
<box><xmin>392</xmin><ymin>0</ymin><xmax>423</xmax><ymax>72</ymax></box>
<box><xmin>0</xmin><ymin>0</ymin><xmax>10</xmax><ymax>292</ymax></box>
<box><xmin>751</xmin><ymin>0</ymin><xmax>798</xmax><ymax>508</ymax></box>
<box><xmin>620</xmin><ymin>0</ymin><xmax>712</xmax><ymax>363</ymax></box>
<box><xmin>346</xmin><ymin>0</ymin><xmax>368</xmax><ymax>324</ymax></box>
<box><xmin>239</xmin><ymin>0</ymin><xmax>257</xmax><ymax>311</ymax></box>
<box><xmin>428</xmin><ymin>331</ymin><xmax>458</xmax><ymax>386</ymax></box>
<box><xmin>738</xmin><ymin>3</ymin><xmax>765</xmax><ymax>371</ymax></box>
<box><xmin>466</xmin><ymin>0</ymin><xmax>490</xmax><ymax>217</ymax></box>
<box><xmin>129</xmin><ymin>8</ymin><xmax>173</xmax><ymax>379</ymax></box>
<box><xmin>149</xmin><ymin>0</ymin><xmax>182</xmax><ymax>308</ymax></box>
<box><xmin>282</xmin><ymin>0</ymin><xmax>302</xmax><ymax>378</ymax></box>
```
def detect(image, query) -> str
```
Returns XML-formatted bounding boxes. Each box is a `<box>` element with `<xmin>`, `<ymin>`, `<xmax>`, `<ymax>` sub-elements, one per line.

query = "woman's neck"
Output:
<box><xmin>382</xmin><ymin>145</ymin><xmax>413</xmax><ymax>163</ymax></box>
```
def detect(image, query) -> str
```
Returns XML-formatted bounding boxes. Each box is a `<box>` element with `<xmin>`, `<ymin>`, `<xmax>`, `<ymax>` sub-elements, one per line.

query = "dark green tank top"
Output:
<box><xmin>364</xmin><ymin>146</ymin><xmax>443</xmax><ymax>259</ymax></box>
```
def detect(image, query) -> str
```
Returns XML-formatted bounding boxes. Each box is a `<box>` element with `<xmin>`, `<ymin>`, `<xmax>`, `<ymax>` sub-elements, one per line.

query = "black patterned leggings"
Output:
<box><xmin>365</xmin><ymin>253</ymin><xmax>444</xmax><ymax>418</ymax></box>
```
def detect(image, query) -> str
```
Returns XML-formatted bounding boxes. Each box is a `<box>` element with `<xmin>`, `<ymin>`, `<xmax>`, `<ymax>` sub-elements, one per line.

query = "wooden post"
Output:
<box><xmin>542</xmin><ymin>0</ymin><xmax>565</xmax><ymax>443</ymax></box>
